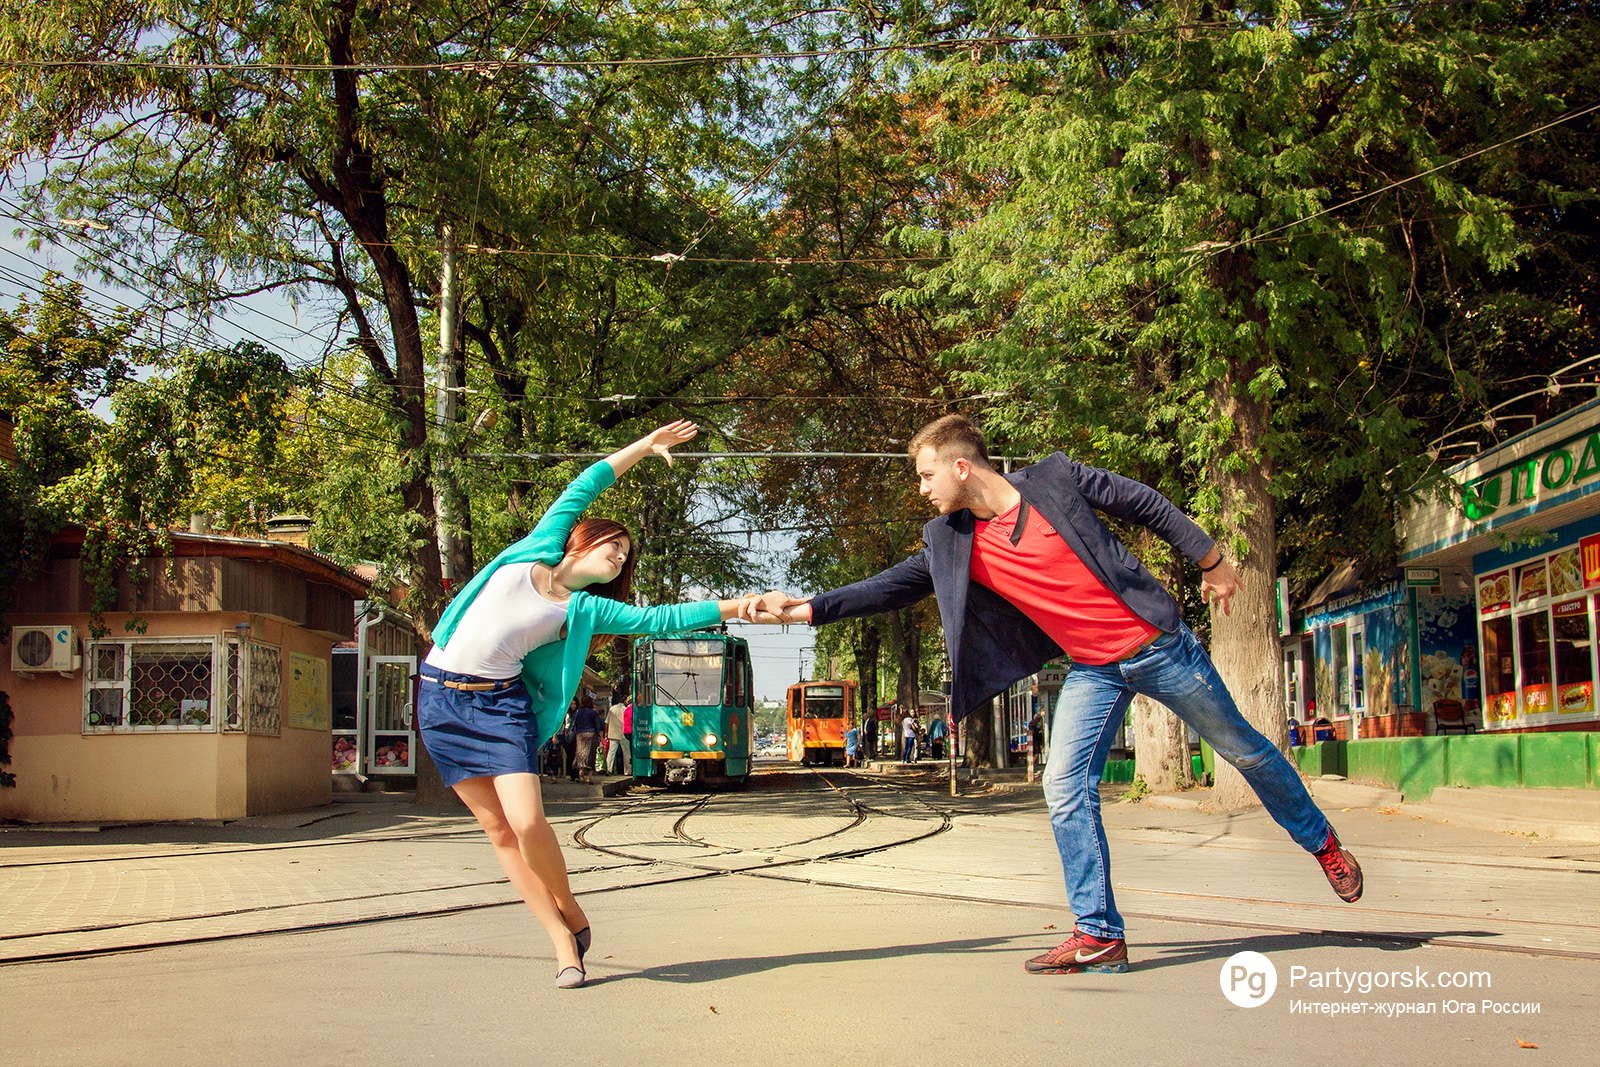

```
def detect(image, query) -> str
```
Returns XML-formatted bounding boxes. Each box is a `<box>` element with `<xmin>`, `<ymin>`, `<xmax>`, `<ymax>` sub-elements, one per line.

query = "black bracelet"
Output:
<box><xmin>1200</xmin><ymin>557</ymin><xmax>1226</xmax><ymax>573</ymax></box>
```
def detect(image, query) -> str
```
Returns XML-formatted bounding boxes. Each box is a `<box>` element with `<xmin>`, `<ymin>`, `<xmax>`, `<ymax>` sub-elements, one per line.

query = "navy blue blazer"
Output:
<box><xmin>809</xmin><ymin>452</ymin><xmax>1216</xmax><ymax>721</ymax></box>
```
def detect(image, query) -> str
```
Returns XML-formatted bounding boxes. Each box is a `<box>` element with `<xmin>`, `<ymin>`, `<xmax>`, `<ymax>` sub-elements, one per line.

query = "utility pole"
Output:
<box><xmin>434</xmin><ymin>222</ymin><xmax>461</xmax><ymax>588</ymax></box>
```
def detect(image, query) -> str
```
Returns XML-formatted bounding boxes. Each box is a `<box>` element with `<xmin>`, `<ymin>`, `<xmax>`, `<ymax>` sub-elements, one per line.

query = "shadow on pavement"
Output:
<box><xmin>595</xmin><ymin>934</ymin><xmax>1027</xmax><ymax>985</ymax></box>
<box><xmin>1129</xmin><ymin>928</ymin><xmax>1499</xmax><ymax>972</ymax></box>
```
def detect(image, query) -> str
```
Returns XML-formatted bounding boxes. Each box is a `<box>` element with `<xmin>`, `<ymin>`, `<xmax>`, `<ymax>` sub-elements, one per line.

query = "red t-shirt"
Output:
<box><xmin>970</xmin><ymin>501</ymin><xmax>1158</xmax><ymax>665</ymax></box>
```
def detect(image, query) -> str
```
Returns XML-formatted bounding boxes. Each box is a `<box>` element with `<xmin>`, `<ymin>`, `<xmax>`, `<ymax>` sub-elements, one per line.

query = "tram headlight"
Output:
<box><xmin>703</xmin><ymin>733</ymin><xmax>719</xmax><ymax>748</ymax></box>
<box><xmin>654</xmin><ymin>733</ymin><xmax>669</xmax><ymax>747</ymax></box>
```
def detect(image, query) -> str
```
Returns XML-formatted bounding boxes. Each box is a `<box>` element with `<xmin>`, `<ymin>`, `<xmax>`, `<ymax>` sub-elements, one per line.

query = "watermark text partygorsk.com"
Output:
<box><xmin>1220</xmin><ymin>952</ymin><xmax>1539</xmax><ymax>1015</ymax></box>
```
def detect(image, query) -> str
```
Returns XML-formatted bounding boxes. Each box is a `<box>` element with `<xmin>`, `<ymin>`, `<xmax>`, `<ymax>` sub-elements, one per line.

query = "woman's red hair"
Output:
<box><xmin>565</xmin><ymin>518</ymin><xmax>637</xmax><ymax>655</ymax></box>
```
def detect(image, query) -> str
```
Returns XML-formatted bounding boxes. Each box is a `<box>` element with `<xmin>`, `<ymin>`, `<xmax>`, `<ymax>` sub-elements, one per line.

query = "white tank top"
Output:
<box><xmin>424</xmin><ymin>565</ymin><xmax>570</xmax><ymax>679</ymax></box>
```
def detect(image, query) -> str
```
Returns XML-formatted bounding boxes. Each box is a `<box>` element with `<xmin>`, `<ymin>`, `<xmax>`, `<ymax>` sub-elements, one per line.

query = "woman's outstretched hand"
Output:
<box><xmin>645</xmin><ymin>420</ymin><xmax>698</xmax><ymax>466</ymax></box>
<box><xmin>605</xmin><ymin>420</ymin><xmax>700</xmax><ymax>478</ymax></box>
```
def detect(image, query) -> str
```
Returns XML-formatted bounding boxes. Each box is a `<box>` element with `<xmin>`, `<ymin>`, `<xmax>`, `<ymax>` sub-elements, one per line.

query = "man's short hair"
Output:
<box><xmin>908</xmin><ymin>413</ymin><xmax>992</xmax><ymax>467</ymax></box>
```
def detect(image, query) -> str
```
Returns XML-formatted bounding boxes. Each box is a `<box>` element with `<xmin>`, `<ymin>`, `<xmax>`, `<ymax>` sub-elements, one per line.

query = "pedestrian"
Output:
<box><xmin>929</xmin><ymin>713</ymin><xmax>948</xmax><ymax>761</ymax></box>
<box><xmin>863</xmin><ymin>710</ymin><xmax>877</xmax><ymax>760</ymax></box>
<box><xmin>606</xmin><ymin>692</ymin><xmax>630</xmax><ymax>776</ymax></box>
<box><xmin>843</xmin><ymin>722</ymin><xmax>860</xmax><ymax>768</ymax></box>
<box><xmin>561</xmin><ymin>701</ymin><xmax>579</xmax><ymax>781</ymax></box>
<box><xmin>417</xmin><ymin>420</ymin><xmax>772</xmax><ymax>989</ymax></box>
<box><xmin>623</xmin><ymin>700</ymin><xmax>634</xmax><ymax>764</ymax></box>
<box><xmin>756</xmin><ymin>413</ymin><xmax>1362</xmax><ymax>976</ymax></box>
<box><xmin>900</xmin><ymin>709</ymin><xmax>917</xmax><ymax>763</ymax></box>
<box><xmin>572</xmin><ymin>693</ymin><xmax>601</xmax><ymax>784</ymax></box>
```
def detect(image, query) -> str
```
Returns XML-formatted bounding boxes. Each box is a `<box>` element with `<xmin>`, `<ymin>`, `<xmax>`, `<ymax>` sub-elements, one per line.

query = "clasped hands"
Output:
<box><xmin>735</xmin><ymin>590</ymin><xmax>812</xmax><ymax>625</ymax></box>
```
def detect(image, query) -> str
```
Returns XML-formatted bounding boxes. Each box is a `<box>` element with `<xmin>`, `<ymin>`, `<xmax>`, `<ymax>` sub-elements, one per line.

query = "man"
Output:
<box><xmin>759</xmin><ymin>414</ymin><xmax>1361</xmax><ymax>975</ymax></box>
<box><xmin>900</xmin><ymin>709</ymin><xmax>917</xmax><ymax>763</ymax></box>
<box><xmin>606</xmin><ymin>692</ymin><xmax>631</xmax><ymax>776</ymax></box>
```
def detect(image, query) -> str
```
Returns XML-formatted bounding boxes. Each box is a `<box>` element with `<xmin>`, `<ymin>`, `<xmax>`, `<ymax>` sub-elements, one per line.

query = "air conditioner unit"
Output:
<box><xmin>12</xmin><ymin>625</ymin><xmax>80</xmax><ymax>675</ymax></box>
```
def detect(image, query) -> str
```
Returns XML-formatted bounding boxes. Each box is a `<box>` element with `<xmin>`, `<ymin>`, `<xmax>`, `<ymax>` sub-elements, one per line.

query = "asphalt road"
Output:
<box><xmin>3</xmin><ymin>766</ymin><xmax>1596</xmax><ymax>1065</ymax></box>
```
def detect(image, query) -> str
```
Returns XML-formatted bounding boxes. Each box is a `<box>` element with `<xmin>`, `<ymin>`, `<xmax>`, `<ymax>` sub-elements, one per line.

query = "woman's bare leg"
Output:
<box><xmin>452</xmin><ymin>774</ymin><xmax>588</xmax><ymax>970</ymax></box>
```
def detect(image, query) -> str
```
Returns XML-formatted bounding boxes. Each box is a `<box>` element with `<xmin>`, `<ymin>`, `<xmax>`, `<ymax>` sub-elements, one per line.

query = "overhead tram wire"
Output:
<box><xmin>470</xmin><ymin>450</ymin><xmax>1039</xmax><ymax>461</ymax></box>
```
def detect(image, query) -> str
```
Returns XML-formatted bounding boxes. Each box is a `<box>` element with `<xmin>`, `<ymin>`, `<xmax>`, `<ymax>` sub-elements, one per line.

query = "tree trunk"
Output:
<box><xmin>854</xmin><ymin>620</ymin><xmax>880</xmax><ymax>721</ymax></box>
<box><xmin>1207</xmin><ymin>376</ymin><xmax>1287</xmax><ymax>811</ymax></box>
<box><xmin>1129</xmin><ymin>531</ymin><xmax>1194</xmax><ymax>793</ymax></box>
<box><xmin>963</xmin><ymin>697</ymin><xmax>994</xmax><ymax>769</ymax></box>
<box><xmin>887</xmin><ymin>606</ymin><xmax>921</xmax><ymax>712</ymax></box>
<box><xmin>1132</xmin><ymin>694</ymin><xmax>1195</xmax><ymax>792</ymax></box>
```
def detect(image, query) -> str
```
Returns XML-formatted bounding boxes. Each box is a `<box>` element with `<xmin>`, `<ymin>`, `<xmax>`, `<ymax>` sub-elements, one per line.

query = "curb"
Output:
<box><xmin>1307</xmin><ymin>777</ymin><xmax>1405</xmax><ymax>810</ymax></box>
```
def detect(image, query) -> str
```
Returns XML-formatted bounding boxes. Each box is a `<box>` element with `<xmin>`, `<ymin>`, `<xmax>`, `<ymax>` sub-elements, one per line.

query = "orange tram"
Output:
<box><xmin>786</xmin><ymin>680</ymin><xmax>858</xmax><ymax>766</ymax></box>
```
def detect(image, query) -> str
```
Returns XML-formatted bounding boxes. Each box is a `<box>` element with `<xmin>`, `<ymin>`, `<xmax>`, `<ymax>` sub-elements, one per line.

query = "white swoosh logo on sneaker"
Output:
<box><xmin>1074</xmin><ymin>944</ymin><xmax>1119</xmax><ymax>963</ymax></box>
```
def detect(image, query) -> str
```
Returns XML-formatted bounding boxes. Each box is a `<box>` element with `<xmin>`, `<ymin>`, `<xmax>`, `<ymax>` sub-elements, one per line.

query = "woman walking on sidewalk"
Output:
<box><xmin>419</xmin><ymin>421</ymin><xmax>765</xmax><ymax>989</ymax></box>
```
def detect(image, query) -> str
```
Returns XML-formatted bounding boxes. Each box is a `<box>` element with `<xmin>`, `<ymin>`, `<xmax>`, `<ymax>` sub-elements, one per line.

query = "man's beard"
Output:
<box><xmin>936</xmin><ymin>480</ymin><xmax>983</xmax><ymax>515</ymax></box>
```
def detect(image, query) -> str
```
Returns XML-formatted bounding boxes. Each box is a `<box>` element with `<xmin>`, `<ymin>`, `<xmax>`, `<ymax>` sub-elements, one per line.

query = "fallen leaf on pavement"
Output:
<box><xmin>1044</xmin><ymin>924</ymin><xmax>1056</xmax><ymax>930</ymax></box>
<box><xmin>710</xmin><ymin>1006</ymin><xmax>719</xmax><ymax>1014</ymax></box>
<box><xmin>1377</xmin><ymin>807</ymin><xmax>1400</xmax><ymax>815</ymax></box>
<box><xmin>1517</xmin><ymin>1039</ymin><xmax>1538</xmax><ymax>1049</ymax></box>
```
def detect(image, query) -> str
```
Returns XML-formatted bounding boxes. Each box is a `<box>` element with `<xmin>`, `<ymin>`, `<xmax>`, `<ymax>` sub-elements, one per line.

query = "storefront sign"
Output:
<box><xmin>1404</xmin><ymin>567</ymin><xmax>1441</xmax><ymax>587</ymax></box>
<box><xmin>1459</xmin><ymin>429</ymin><xmax>1600</xmax><ymax>520</ymax></box>
<box><xmin>1276</xmin><ymin>576</ymin><xmax>1292</xmax><ymax>635</ymax></box>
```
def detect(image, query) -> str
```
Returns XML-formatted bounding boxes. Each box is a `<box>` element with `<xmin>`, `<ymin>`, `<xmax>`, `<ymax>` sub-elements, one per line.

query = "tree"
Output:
<box><xmin>2</xmin><ymin>0</ymin><xmax>801</xmax><ymax>633</ymax></box>
<box><xmin>0</xmin><ymin>275</ymin><xmax>141</xmax><ymax>613</ymax></box>
<box><xmin>901</xmin><ymin>0</ymin><xmax>1600</xmax><ymax>807</ymax></box>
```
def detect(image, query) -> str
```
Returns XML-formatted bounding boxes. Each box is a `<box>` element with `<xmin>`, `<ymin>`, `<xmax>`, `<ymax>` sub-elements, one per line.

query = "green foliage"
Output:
<box><xmin>898</xmin><ymin>0</ymin><xmax>1600</xmax><ymax>594</ymax></box>
<box><xmin>0</xmin><ymin>275</ymin><xmax>145</xmax><ymax>614</ymax></box>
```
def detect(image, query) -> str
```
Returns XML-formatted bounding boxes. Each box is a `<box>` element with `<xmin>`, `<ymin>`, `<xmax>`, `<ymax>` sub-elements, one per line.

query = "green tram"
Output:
<box><xmin>630</xmin><ymin>629</ymin><xmax>754</xmax><ymax>787</ymax></box>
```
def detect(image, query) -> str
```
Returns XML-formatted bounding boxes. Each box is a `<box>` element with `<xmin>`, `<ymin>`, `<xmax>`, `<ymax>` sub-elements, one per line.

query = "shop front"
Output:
<box><xmin>1401</xmin><ymin>397</ymin><xmax>1600</xmax><ymax>736</ymax></box>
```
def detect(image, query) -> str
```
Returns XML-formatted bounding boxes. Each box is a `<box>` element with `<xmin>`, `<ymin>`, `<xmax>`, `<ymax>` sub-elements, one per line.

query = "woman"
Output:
<box><xmin>419</xmin><ymin>420</ymin><xmax>761</xmax><ymax>989</ymax></box>
<box><xmin>571</xmin><ymin>693</ymin><xmax>601</xmax><ymax>784</ymax></box>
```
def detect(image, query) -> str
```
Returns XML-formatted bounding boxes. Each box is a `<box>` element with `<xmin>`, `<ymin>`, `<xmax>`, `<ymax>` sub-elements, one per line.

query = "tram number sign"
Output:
<box><xmin>681</xmin><ymin>711</ymin><xmax>695</xmax><ymax>727</ymax></box>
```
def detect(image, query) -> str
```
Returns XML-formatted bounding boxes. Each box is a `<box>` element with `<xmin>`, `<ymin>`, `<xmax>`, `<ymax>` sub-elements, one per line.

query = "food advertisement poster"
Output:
<box><xmin>1549</xmin><ymin>548</ymin><xmax>1584</xmax><ymax>598</ymax></box>
<box><xmin>1558</xmin><ymin>681</ymin><xmax>1594</xmax><ymax>715</ymax></box>
<box><xmin>287</xmin><ymin>651</ymin><xmax>331</xmax><ymax>731</ymax></box>
<box><xmin>1516</xmin><ymin>561</ymin><xmax>1548</xmax><ymax>602</ymax></box>
<box><xmin>1485</xmin><ymin>691</ymin><xmax>1519</xmax><ymax>724</ymax></box>
<box><xmin>1478</xmin><ymin>570</ymin><xmax>1511</xmax><ymax>613</ymax></box>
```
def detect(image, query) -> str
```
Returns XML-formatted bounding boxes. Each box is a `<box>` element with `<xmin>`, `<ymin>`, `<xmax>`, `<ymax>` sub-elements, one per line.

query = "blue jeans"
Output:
<box><xmin>1042</xmin><ymin>624</ymin><xmax>1331</xmax><ymax>940</ymax></box>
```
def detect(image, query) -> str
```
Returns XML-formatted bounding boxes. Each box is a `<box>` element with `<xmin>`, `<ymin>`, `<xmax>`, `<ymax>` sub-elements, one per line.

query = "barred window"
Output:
<box><xmin>85</xmin><ymin>640</ymin><xmax>217</xmax><ymax>733</ymax></box>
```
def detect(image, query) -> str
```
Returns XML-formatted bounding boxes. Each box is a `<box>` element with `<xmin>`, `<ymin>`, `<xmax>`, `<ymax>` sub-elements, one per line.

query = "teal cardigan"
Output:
<box><xmin>431</xmin><ymin>460</ymin><xmax>722</xmax><ymax>748</ymax></box>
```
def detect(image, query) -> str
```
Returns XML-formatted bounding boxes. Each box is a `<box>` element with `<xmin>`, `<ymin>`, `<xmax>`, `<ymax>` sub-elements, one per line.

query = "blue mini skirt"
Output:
<box><xmin>417</xmin><ymin>667</ymin><xmax>538</xmax><ymax>787</ymax></box>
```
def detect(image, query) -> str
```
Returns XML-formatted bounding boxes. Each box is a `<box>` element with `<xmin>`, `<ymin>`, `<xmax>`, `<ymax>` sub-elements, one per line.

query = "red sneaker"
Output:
<box><xmin>1315</xmin><ymin>828</ymin><xmax>1364</xmax><ymax>902</ymax></box>
<box><xmin>1024</xmin><ymin>928</ymin><xmax>1129</xmax><ymax>974</ymax></box>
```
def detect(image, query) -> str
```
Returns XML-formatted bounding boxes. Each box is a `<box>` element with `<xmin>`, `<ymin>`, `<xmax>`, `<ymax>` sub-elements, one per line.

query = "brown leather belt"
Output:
<box><xmin>421</xmin><ymin>674</ymin><xmax>515</xmax><ymax>692</ymax></box>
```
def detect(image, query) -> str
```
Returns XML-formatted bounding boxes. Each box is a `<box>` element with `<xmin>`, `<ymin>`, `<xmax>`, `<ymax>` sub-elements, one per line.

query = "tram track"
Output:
<box><xmin>5</xmin><ymin>766</ymin><xmax>1596</xmax><ymax>966</ymax></box>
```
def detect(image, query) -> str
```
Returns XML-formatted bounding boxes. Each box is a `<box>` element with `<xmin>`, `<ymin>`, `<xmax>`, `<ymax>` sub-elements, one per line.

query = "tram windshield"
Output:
<box><xmin>803</xmin><ymin>685</ymin><xmax>847</xmax><ymax>719</ymax></box>
<box><xmin>652</xmin><ymin>639</ymin><xmax>725</xmax><ymax>706</ymax></box>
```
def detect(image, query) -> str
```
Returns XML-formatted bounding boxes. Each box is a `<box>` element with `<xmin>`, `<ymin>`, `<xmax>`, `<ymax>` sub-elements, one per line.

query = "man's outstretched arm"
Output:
<box><xmin>760</xmin><ymin>549</ymin><xmax>936</xmax><ymax>625</ymax></box>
